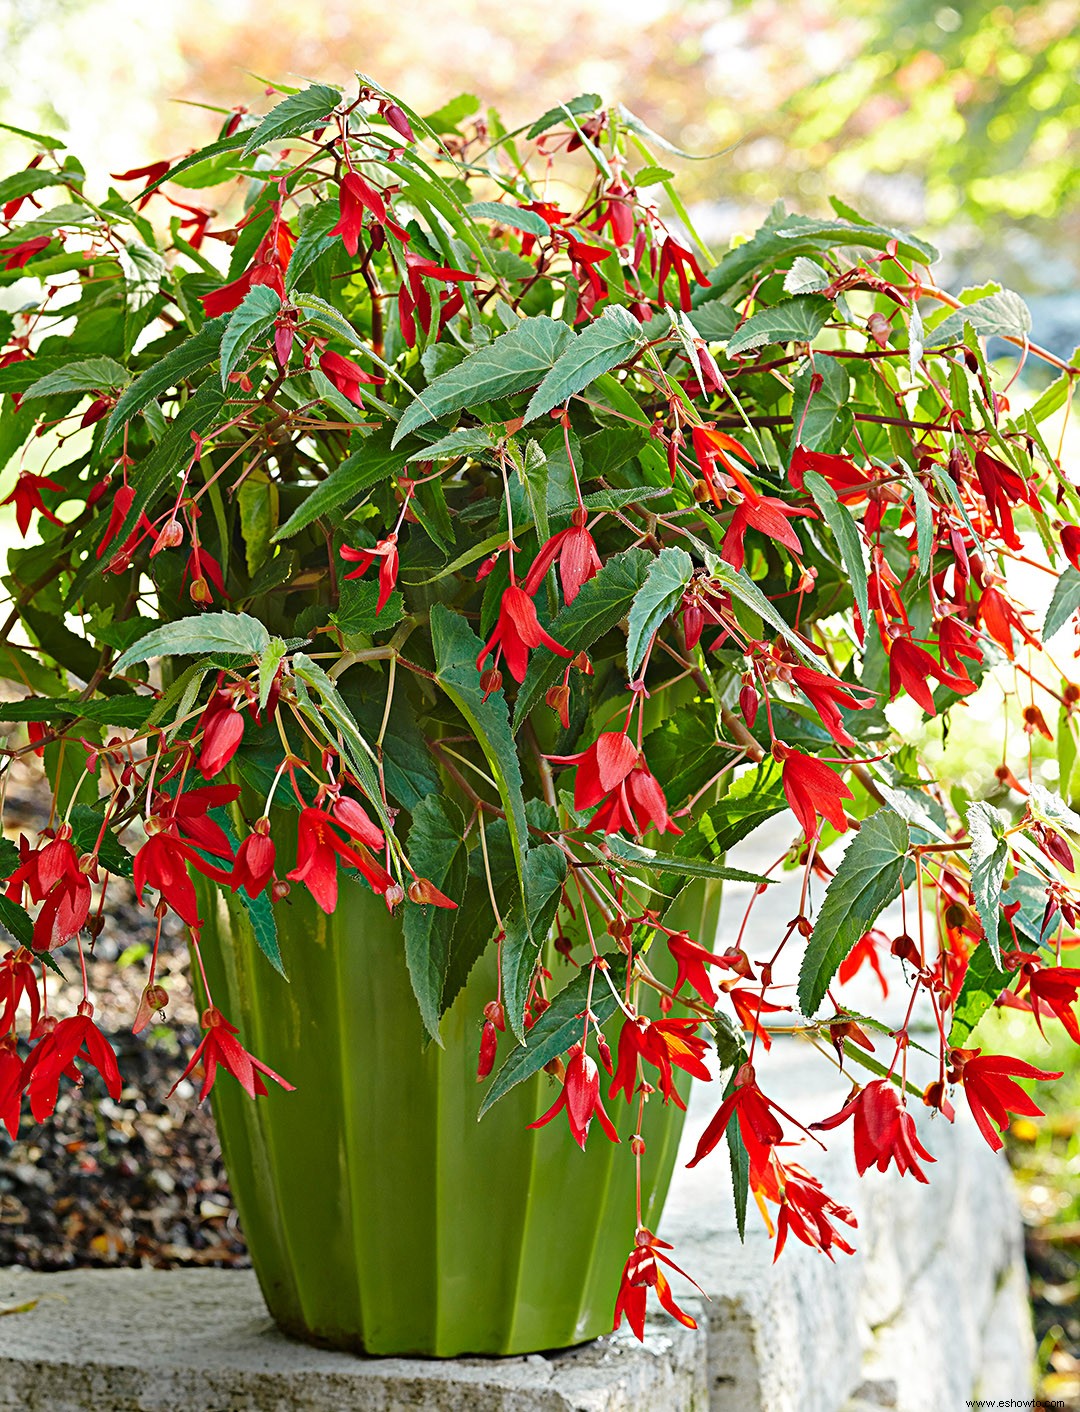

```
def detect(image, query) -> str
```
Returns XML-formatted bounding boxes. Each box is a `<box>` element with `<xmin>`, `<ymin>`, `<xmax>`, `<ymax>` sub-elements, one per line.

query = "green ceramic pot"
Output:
<box><xmin>195</xmin><ymin>858</ymin><xmax>719</xmax><ymax>1356</ymax></box>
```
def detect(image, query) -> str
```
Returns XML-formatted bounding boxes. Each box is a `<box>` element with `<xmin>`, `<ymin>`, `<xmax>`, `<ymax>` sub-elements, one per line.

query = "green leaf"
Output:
<box><xmin>284</xmin><ymin>200</ymin><xmax>341</xmax><ymax>290</ymax></box>
<box><xmin>464</xmin><ymin>202</ymin><xmax>550</xmax><ymax>237</ymax></box>
<box><xmin>633</xmin><ymin>164</ymin><xmax>675</xmax><ymax>187</ymax></box>
<box><xmin>242</xmin><ymin>84</ymin><xmax>341</xmax><ymax>155</ymax></box>
<box><xmin>331</xmin><ymin>578</ymin><xmax>404</xmax><ymax>636</ymax></box>
<box><xmin>0</xmin><ymin>839</ymin><xmax>19</xmax><ymax>876</ymax></box>
<box><xmin>501</xmin><ymin>844</ymin><xmax>568</xmax><ymax>1041</ymax></box>
<box><xmin>514</xmin><ymin>547</ymin><xmax>653</xmax><ymax>728</ymax></box>
<box><xmin>789</xmin><ymin>355</ymin><xmax>850</xmax><ymax>454</ymax></box>
<box><xmin>724</xmin><ymin>1068</ymin><xmax>750</xmax><ymax>1240</ymax></box>
<box><xmin>708</xmin><ymin>560</ymin><xmax>821</xmax><ymax>668</ymax></box>
<box><xmin>422</xmin><ymin>93</ymin><xmax>480</xmax><ymax>134</ymax></box>
<box><xmin>113</xmin><ymin>612</ymin><xmax>270</xmax><ymax>671</ymax></box>
<box><xmin>258</xmin><ymin>638</ymin><xmax>287</xmax><ymax>712</ymax></box>
<box><xmin>104</xmin><ymin>317</ymin><xmax>226</xmax><ymax>442</ymax></box>
<box><xmin>129</xmin><ymin>135</ymin><xmax>246</xmax><ymax>198</ymax></box>
<box><xmin>0</xmin><ymin>170</ymin><xmax>67</xmax><ymax>207</ymax></box>
<box><xmin>394</xmin><ymin>316</ymin><xmax>574</xmax><ymax>443</ymax></box>
<box><xmin>680</xmin><ymin>760</ymin><xmax>788</xmax><ymax>854</ymax></box>
<box><xmin>783</xmin><ymin>256</ymin><xmax>830</xmax><ymax>294</ymax></box>
<box><xmin>290</xmin><ymin>653</ymin><xmax>392</xmax><ymax>837</ymax></box>
<box><xmin>966</xmin><ymin>801</ymin><xmax>1009</xmax><ymax>968</ymax></box>
<box><xmin>21</xmin><ymin>605</ymin><xmax>102</xmax><ymax>684</ymax></box>
<box><xmin>118</xmin><ymin>237</ymin><xmax>165</xmax><ymax>312</ymax></box>
<box><xmin>431</xmin><ymin>604</ymin><xmax>530</xmax><ymax>890</ymax></box>
<box><xmin>1026</xmin><ymin>372</ymin><xmax>1073</xmax><ymax>425</ymax></box>
<box><xmin>0</xmin><ymin>896</ymin><xmax>33</xmax><ymax>948</ymax></box>
<box><xmin>238</xmin><ymin>470</ymin><xmax>278</xmax><ymax>576</ymax></box>
<box><xmin>70</xmin><ymin>804</ymin><xmax>132</xmax><ymax>878</ymax></box>
<box><xmin>524</xmin><ymin>306</ymin><xmax>647</xmax><ymax>424</ymax></box>
<box><xmin>798</xmin><ymin>810</ymin><xmax>911</xmax><ymax>1016</ymax></box>
<box><xmin>0</xmin><ymin>695</ymin><xmax>154</xmax><ymax>728</ymax></box>
<box><xmin>479</xmin><ymin>954</ymin><xmax>626</xmax><ymax>1117</ymax></box>
<box><xmin>727</xmin><ymin>295</ymin><xmax>833</xmax><ymax>356</ymax></box>
<box><xmin>625</xmin><ymin>547</ymin><xmax>694</xmax><ymax>681</ymax></box>
<box><xmin>903</xmin><ymin>467</ymin><xmax>933</xmax><ymax>576</ymax></box>
<box><xmin>926</xmin><ymin>289</ymin><xmax>1032</xmax><ymax>348</ymax></box>
<box><xmin>526</xmin><ymin>94</ymin><xmax>602</xmax><ymax>140</ymax></box>
<box><xmin>948</xmin><ymin>937</ymin><xmax>1012</xmax><ymax>1046</ymax></box>
<box><xmin>604</xmin><ymin>834</ymin><xmax>769</xmax><ymax>885</ymax></box>
<box><xmin>441</xmin><ymin>821</ymin><xmax>516</xmax><ymax>1015</ymax></box>
<box><xmin>219</xmin><ymin>284</ymin><xmax>281</xmax><ymax>388</ymax></box>
<box><xmin>1044</xmin><ymin>566</ymin><xmax>1080</xmax><ymax>641</ymax></box>
<box><xmin>402</xmin><ymin>796</ymin><xmax>468</xmax><ymax>1041</ymax></box>
<box><xmin>686</xmin><ymin>302</ymin><xmax>738</xmax><ymax>341</ymax></box>
<box><xmin>803</xmin><ymin>470</ymin><xmax>868</xmax><ymax>628</ymax></box>
<box><xmin>22</xmin><ymin>356</ymin><xmax>130</xmax><ymax>400</ymax></box>
<box><xmin>273</xmin><ymin>432</ymin><xmax>401</xmax><ymax>540</ymax></box>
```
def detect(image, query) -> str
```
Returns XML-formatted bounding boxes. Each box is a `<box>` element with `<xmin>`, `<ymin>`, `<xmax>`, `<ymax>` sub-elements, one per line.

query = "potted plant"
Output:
<box><xmin>0</xmin><ymin>76</ymin><xmax>1078</xmax><ymax>1358</ymax></box>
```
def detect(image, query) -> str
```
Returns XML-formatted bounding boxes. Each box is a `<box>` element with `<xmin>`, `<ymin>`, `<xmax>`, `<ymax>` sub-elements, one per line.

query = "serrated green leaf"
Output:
<box><xmin>798</xmin><ymin>810</ymin><xmax>911</xmax><ymax>1016</ymax></box>
<box><xmin>524</xmin><ymin>306</ymin><xmax>646</xmax><ymax>424</ymax></box>
<box><xmin>479</xmin><ymin>954</ymin><xmax>626</xmax><ymax>1117</ymax></box>
<box><xmin>625</xmin><ymin>547</ymin><xmax>693</xmax><ymax>681</ymax></box>
<box><xmin>966</xmin><ymin>801</ymin><xmax>1009</xmax><ymax>967</ymax></box>
<box><xmin>604</xmin><ymin>834</ymin><xmax>769</xmax><ymax>885</ymax></box>
<box><xmin>104</xmin><ymin>318</ymin><xmax>226</xmax><ymax>442</ymax></box>
<box><xmin>685</xmin><ymin>301</ymin><xmax>738</xmax><ymax>342</ymax></box>
<box><xmin>789</xmin><ymin>355</ymin><xmax>850</xmax><ymax>454</ymax></box>
<box><xmin>727</xmin><ymin>295</ymin><xmax>833</xmax><ymax>356</ymax></box>
<box><xmin>242</xmin><ymin>84</ymin><xmax>341</xmax><ymax>155</ymax></box>
<box><xmin>926</xmin><ymin>289</ymin><xmax>1031</xmax><ymax>348</ymax></box>
<box><xmin>724</xmin><ymin>1068</ymin><xmax>750</xmax><ymax>1239</ymax></box>
<box><xmin>258</xmin><ymin>639</ymin><xmax>287</xmax><ymax>711</ymax></box>
<box><xmin>0</xmin><ymin>170</ymin><xmax>67</xmax><ymax>207</ymax></box>
<box><xmin>284</xmin><ymin>200</ymin><xmax>339</xmax><ymax>290</ymax></box>
<box><xmin>464</xmin><ymin>202</ymin><xmax>550</xmax><ymax>237</ymax></box>
<box><xmin>803</xmin><ymin>470</ymin><xmax>868</xmax><ymax>628</ymax></box>
<box><xmin>0</xmin><ymin>695</ymin><xmax>154</xmax><ymax>728</ymax></box>
<box><xmin>633</xmin><ymin>164</ymin><xmax>675</xmax><ymax>187</ymax></box>
<box><xmin>403</xmin><ymin>796</ymin><xmax>467</xmax><ymax>1041</ymax></box>
<box><xmin>0</xmin><ymin>896</ymin><xmax>33</xmax><ymax>947</ymax></box>
<box><xmin>220</xmin><ymin>284</ymin><xmax>281</xmax><ymax>388</ymax></box>
<box><xmin>501</xmin><ymin>844</ymin><xmax>567</xmax><ymax>1041</ymax></box>
<box><xmin>431</xmin><ymin>604</ymin><xmax>530</xmax><ymax>890</ymax></box>
<box><xmin>783</xmin><ymin>256</ymin><xmax>829</xmax><ymax>295</ymax></box>
<box><xmin>113</xmin><ymin>613</ymin><xmax>270</xmax><ymax>671</ymax></box>
<box><xmin>948</xmin><ymin>937</ymin><xmax>1012</xmax><ymax>1046</ymax></box>
<box><xmin>238</xmin><ymin>470</ymin><xmax>278</xmax><ymax>576</ymax></box>
<box><xmin>273</xmin><ymin>433</ymin><xmax>401</xmax><ymax>541</ymax></box>
<box><xmin>394</xmin><ymin>316</ymin><xmax>574</xmax><ymax>443</ymax></box>
<box><xmin>69</xmin><ymin>803</ymin><xmax>133</xmax><ymax>878</ymax></box>
<box><xmin>677</xmin><ymin>760</ymin><xmax>788</xmax><ymax>855</ymax></box>
<box><xmin>708</xmin><ymin>560</ymin><xmax>821</xmax><ymax>668</ymax></box>
<box><xmin>331</xmin><ymin>578</ymin><xmax>404</xmax><ymax>635</ymax></box>
<box><xmin>22</xmin><ymin>356</ymin><xmax>130</xmax><ymax>400</ymax></box>
<box><xmin>1044</xmin><ymin>566</ymin><xmax>1080</xmax><ymax>641</ymax></box>
<box><xmin>514</xmin><ymin>547</ymin><xmax>653</xmax><ymax>728</ymax></box>
<box><xmin>526</xmin><ymin>94</ymin><xmax>602</xmax><ymax>140</ymax></box>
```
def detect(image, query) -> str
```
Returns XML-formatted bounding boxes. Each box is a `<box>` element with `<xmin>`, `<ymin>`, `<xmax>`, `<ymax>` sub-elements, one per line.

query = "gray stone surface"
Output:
<box><xmin>0</xmin><ymin>1266</ymin><xmax>707</xmax><ymax>1412</ymax></box>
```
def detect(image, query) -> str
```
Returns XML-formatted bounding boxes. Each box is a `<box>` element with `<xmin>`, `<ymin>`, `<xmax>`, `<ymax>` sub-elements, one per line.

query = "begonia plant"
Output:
<box><xmin>0</xmin><ymin>77</ymin><xmax>1078</xmax><ymax>1339</ymax></box>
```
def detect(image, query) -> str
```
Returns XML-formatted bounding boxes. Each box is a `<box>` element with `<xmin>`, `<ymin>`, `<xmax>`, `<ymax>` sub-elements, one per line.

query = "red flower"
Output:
<box><xmin>330</xmin><ymin>795</ymin><xmax>385</xmax><ymax>850</ymax></box>
<box><xmin>232</xmin><ymin>824</ymin><xmax>276</xmax><ymax>898</ymax></box>
<box><xmin>789</xmin><ymin>665</ymin><xmax>876</xmax><ymax>750</ymax></box>
<box><xmin>769</xmin><ymin>1157</ymin><xmax>857</xmax><ymax>1260</ymax></box>
<box><xmin>949</xmin><ymin>1049</ymin><xmax>1062</xmax><ymax>1153</ymax></box>
<box><xmin>198</xmin><ymin>691</ymin><xmax>247</xmax><ymax>779</ymax></box>
<box><xmin>609</xmin><ymin>1016</ymin><xmax>710</xmax><ymax>1107</ymax></box>
<box><xmin>2</xmin><ymin>235</ymin><xmax>51</xmax><ymax>270</ymax></box>
<box><xmin>1</xmin><ymin>472</ymin><xmax>66</xmax><ymax>537</ymax></box>
<box><xmin>0</xmin><ymin>1034</ymin><xmax>23</xmax><ymax>1138</ymax></box>
<box><xmin>973</xmin><ymin>449</ymin><xmax>1037</xmax><ymax>550</ymax></box>
<box><xmin>688</xmin><ymin>1061</ymin><xmax>783</xmax><ymax>1176</ymax></box>
<box><xmin>0</xmin><ymin>947</ymin><xmax>41</xmax><ymax>1033</ymax></box>
<box><xmin>976</xmin><ymin>587</ymin><xmax>1040</xmax><ymax>661</ymax></box>
<box><xmin>1062</xmin><ymin>524</ymin><xmax>1080</xmax><ymax>573</ymax></box>
<box><xmin>161</xmin><ymin>780</ymin><xmax>242</xmax><ymax>856</ymax></box>
<box><xmin>773</xmin><ymin>743</ymin><xmax>852</xmax><ymax>840</ymax></box>
<box><xmin>788</xmin><ymin>447</ymin><xmax>869</xmax><ymax>497</ymax></box>
<box><xmin>319</xmin><ymin>349</ymin><xmax>385</xmax><ymax>406</ymax></box>
<box><xmin>111</xmin><ymin>159</ymin><xmax>171</xmax><ymax>208</ymax></box>
<box><xmin>398</xmin><ymin>252</ymin><xmax>479</xmax><ymax>347</ymax></box>
<box><xmin>527</xmin><ymin>1044</ymin><xmax>620</xmax><ymax>1150</ymax></box>
<box><xmin>1025</xmin><ymin>965</ymin><xmax>1080</xmax><ymax>1044</ymax></box>
<box><xmin>728</xmin><ymin>987</ymin><xmax>791</xmax><ymax>1051</ymax></box>
<box><xmin>134</xmin><ymin>826</ymin><xmax>233</xmax><ymax>928</ymax></box>
<box><xmin>613</xmin><ymin>1229</ymin><xmax>702</xmax><ymax>1341</ymax></box>
<box><xmin>172</xmin><ymin>1005</ymin><xmax>294</xmax><ymax>1102</ymax></box>
<box><xmin>548</xmin><ymin>731</ymin><xmax>680</xmax><ymax>837</ymax></box>
<box><xmin>199</xmin><ymin>217</ymin><xmax>295</xmax><ymax>318</ymax></box>
<box><xmin>341</xmin><ymin>534</ymin><xmax>399</xmax><ymax>613</ymax></box>
<box><xmin>887</xmin><ymin>635</ymin><xmax>977</xmax><ymax>715</ymax></box>
<box><xmin>523</xmin><ymin>523</ymin><xmax>603</xmax><ymax>605</ymax></box>
<box><xmin>286</xmin><ymin>806</ymin><xmax>393</xmax><ymax>914</ymax></box>
<box><xmin>657</xmin><ymin>236</ymin><xmax>710</xmax><ymax>311</ymax></box>
<box><xmin>95</xmin><ymin>484</ymin><xmax>154</xmax><ymax>564</ymax></box>
<box><xmin>667</xmin><ymin>931</ymin><xmax>730</xmax><ymax>1007</ymax></box>
<box><xmin>837</xmin><ymin>929</ymin><xmax>890</xmax><ymax>998</ymax></box>
<box><xmin>329</xmin><ymin>170</ymin><xmax>388</xmax><ymax>256</ymax></box>
<box><xmin>477</xmin><ymin>584</ymin><xmax>571</xmax><ymax>684</ymax></box>
<box><xmin>692</xmin><ymin>427</ymin><xmax>811</xmax><ymax>570</ymax></box>
<box><xmin>10</xmin><ymin>830</ymin><xmax>93</xmax><ymax>953</ymax></box>
<box><xmin>25</xmin><ymin>1002</ymin><xmax>121</xmax><ymax>1122</ymax></box>
<box><xmin>812</xmin><ymin>1079</ymin><xmax>935</xmax><ymax>1182</ymax></box>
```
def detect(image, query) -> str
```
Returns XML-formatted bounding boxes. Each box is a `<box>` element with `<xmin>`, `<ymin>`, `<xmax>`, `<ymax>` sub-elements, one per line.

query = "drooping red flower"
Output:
<box><xmin>728</xmin><ymin>987</ymin><xmax>791</xmax><ymax>1051</ymax></box>
<box><xmin>812</xmin><ymin>1079</ymin><xmax>935</xmax><ymax>1182</ymax></box>
<box><xmin>9</xmin><ymin>830</ymin><xmax>93</xmax><ymax>953</ymax></box>
<box><xmin>286</xmin><ymin>806</ymin><xmax>393</xmax><ymax>914</ymax></box>
<box><xmin>721</xmin><ymin>491</ymin><xmax>809</xmax><ymax>572</ymax></box>
<box><xmin>772</xmin><ymin>743</ymin><xmax>852</xmax><ymax>840</ymax></box>
<box><xmin>199</xmin><ymin>215</ymin><xmax>295</xmax><ymax>318</ymax></box>
<box><xmin>196</xmin><ymin>691</ymin><xmax>247</xmax><ymax>780</ymax></box>
<box><xmin>0</xmin><ymin>472</ymin><xmax>66</xmax><ymax>537</ymax></box>
<box><xmin>319</xmin><ymin>349</ymin><xmax>385</xmax><ymax>406</ymax></box>
<box><xmin>111</xmin><ymin>159</ymin><xmax>171</xmax><ymax>208</ymax></box>
<box><xmin>789</xmin><ymin>665</ymin><xmax>876</xmax><ymax>750</ymax></box>
<box><xmin>788</xmin><ymin>446</ymin><xmax>869</xmax><ymax>497</ymax></box>
<box><xmin>341</xmin><ymin>534</ymin><xmax>400</xmax><ymax>612</ymax></box>
<box><xmin>398</xmin><ymin>252</ymin><xmax>479</xmax><ymax>347</ymax></box>
<box><xmin>171</xmin><ymin>1005</ymin><xmax>294</xmax><ymax>1103</ymax></box>
<box><xmin>548</xmin><ymin>731</ymin><xmax>680</xmax><ymax>837</ymax></box>
<box><xmin>161</xmin><ymin>780</ymin><xmax>242</xmax><ymax>856</ymax></box>
<box><xmin>1062</xmin><ymin>524</ymin><xmax>1080</xmax><ymax>573</ymax></box>
<box><xmin>687</xmin><ymin>1061</ymin><xmax>783</xmax><ymax>1176</ymax></box>
<box><xmin>477</xmin><ymin>584</ymin><xmax>571</xmax><ymax>684</ymax></box>
<box><xmin>0</xmin><ymin>947</ymin><xmax>41</xmax><ymax>1033</ymax></box>
<box><xmin>887</xmin><ymin>635</ymin><xmax>978</xmax><ymax>715</ymax></box>
<box><xmin>949</xmin><ymin>1049</ymin><xmax>1062</xmax><ymax>1153</ymax></box>
<box><xmin>94</xmin><ymin>484</ymin><xmax>154</xmax><ymax>565</ymax></box>
<box><xmin>837</xmin><ymin>929</ymin><xmax>890</xmax><ymax>998</ymax></box>
<box><xmin>523</xmin><ymin>522</ymin><xmax>603</xmax><ymax>605</ymax></box>
<box><xmin>609</xmin><ymin>1016</ymin><xmax>710</xmax><ymax>1107</ymax></box>
<box><xmin>613</xmin><ymin>1229</ymin><xmax>702</xmax><ymax>1341</ymax></box>
<box><xmin>527</xmin><ymin>1044</ymin><xmax>619</xmax><ymax>1150</ymax></box>
<box><xmin>0</xmin><ymin>1034</ymin><xmax>23</xmax><ymax>1138</ymax></box>
<box><xmin>133</xmin><ymin>825</ymin><xmax>233</xmax><ymax>928</ymax></box>
<box><xmin>328</xmin><ymin>170</ymin><xmax>388</xmax><ymax>256</ymax></box>
<box><xmin>25</xmin><ymin>1003</ymin><xmax>122</xmax><ymax>1122</ymax></box>
<box><xmin>768</xmin><ymin>1156</ymin><xmax>858</xmax><ymax>1260</ymax></box>
<box><xmin>657</xmin><ymin>235</ymin><xmax>710</xmax><ymax>311</ymax></box>
<box><xmin>231</xmin><ymin>824</ymin><xmax>276</xmax><ymax>898</ymax></box>
<box><xmin>2</xmin><ymin>235</ymin><xmax>51</xmax><ymax>271</ymax></box>
<box><xmin>976</xmin><ymin>587</ymin><xmax>1041</xmax><ymax>660</ymax></box>
<box><xmin>667</xmin><ymin>931</ymin><xmax>730</xmax><ymax>1007</ymax></box>
<box><xmin>972</xmin><ymin>448</ymin><xmax>1037</xmax><ymax>550</ymax></box>
<box><xmin>330</xmin><ymin>795</ymin><xmax>385</xmax><ymax>850</ymax></box>
<box><xmin>1024</xmin><ymin>965</ymin><xmax>1080</xmax><ymax>1044</ymax></box>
